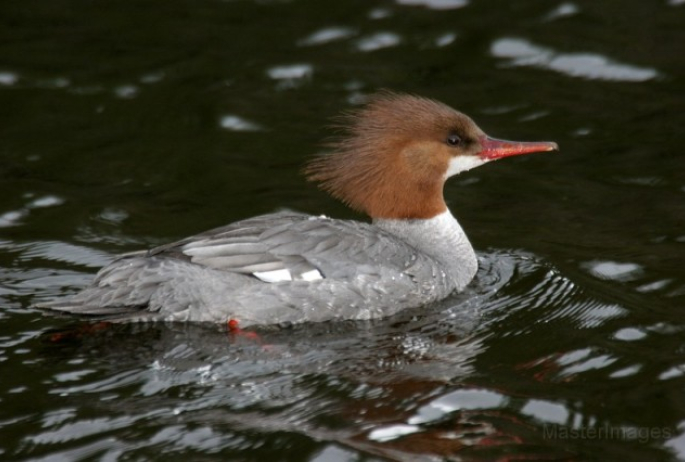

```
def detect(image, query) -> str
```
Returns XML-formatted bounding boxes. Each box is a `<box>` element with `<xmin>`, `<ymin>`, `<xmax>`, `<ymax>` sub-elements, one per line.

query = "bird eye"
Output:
<box><xmin>446</xmin><ymin>134</ymin><xmax>462</xmax><ymax>146</ymax></box>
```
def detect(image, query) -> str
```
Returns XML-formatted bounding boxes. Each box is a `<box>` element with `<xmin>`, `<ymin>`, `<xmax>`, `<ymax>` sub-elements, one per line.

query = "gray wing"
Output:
<box><xmin>146</xmin><ymin>211</ymin><xmax>423</xmax><ymax>283</ymax></box>
<box><xmin>36</xmin><ymin>211</ymin><xmax>437</xmax><ymax>321</ymax></box>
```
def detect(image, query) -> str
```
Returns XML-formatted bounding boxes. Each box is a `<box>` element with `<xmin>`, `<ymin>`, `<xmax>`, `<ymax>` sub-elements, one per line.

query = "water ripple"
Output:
<box><xmin>0</xmin><ymin>71</ymin><xmax>19</xmax><ymax>85</ymax></box>
<box><xmin>396</xmin><ymin>0</ymin><xmax>469</xmax><ymax>10</ymax></box>
<box><xmin>544</xmin><ymin>2</ymin><xmax>580</xmax><ymax>21</ymax></box>
<box><xmin>218</xmin><ymin>115</ymin><xmax>263</xmax><ymax>132</ymax></box>
<box><xmin>298</xmin><ymin>27</ymin><xmax>356</xmax><ymax>46</ymax></box>
<box><xmin>0</xmin><ymin>246</ymin><xmax>657</xmax><ymax>460</ymax></box>
<box><xmin>491</xmin><ymin>37</ymin><xmax>659</xmax><ymax>81</ymax></box>
<box><xmin>356</xmin><ymin>32</ymin><xmax>402</xmax><ymax>52</ymax></box>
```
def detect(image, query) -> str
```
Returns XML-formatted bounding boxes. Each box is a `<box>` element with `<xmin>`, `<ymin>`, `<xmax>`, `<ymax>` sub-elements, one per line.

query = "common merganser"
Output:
<box><xmin>38</xmin><ymin>92</ymin><xmax>558</xmax><ymax>325</ymax></box>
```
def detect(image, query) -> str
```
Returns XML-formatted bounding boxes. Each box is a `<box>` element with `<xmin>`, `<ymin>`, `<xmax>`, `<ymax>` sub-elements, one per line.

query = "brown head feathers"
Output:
<box><xmin>304</xmin><ymin>91</ymin><xmax>485</xmax><ymax>220</ymax></box>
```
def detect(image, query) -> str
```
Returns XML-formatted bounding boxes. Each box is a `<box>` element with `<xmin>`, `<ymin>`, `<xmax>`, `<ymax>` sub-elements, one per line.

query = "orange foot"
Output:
<box><xmin>226</xmin><ymin>318</ymin><xmax>265</xmax><ymax>345</ymax></box>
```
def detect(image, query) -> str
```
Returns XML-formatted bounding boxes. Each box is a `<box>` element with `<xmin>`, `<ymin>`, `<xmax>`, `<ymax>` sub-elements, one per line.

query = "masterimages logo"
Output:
<box><xmin>543</xmin><ymin>425</ymin><xmax>673</xmax><ymax>444</ymax></box>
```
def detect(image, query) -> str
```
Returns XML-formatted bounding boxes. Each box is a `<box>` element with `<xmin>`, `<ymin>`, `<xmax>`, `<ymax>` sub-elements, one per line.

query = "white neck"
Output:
<box><xmin>373</xmin><ymin>210</ymin><xmax>478</xmax><ymax>291</ymax></box>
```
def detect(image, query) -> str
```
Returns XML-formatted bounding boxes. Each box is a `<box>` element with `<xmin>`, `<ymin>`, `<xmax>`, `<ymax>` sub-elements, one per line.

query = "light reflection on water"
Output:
<box><xmin>491</xmin><ymin>37</ymin><xmax>660</xmax><ymax>82</ymax></box>
<box><xmin>3</xmin><ymin>247</ymin><xmax>659</xmax><ymax>460</ymax></box>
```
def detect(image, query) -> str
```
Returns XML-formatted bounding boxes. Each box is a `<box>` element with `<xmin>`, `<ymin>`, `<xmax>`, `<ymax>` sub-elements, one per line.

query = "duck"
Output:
<box><xmin>38</xmin><ymin>91</ymin><xmax>558</xmax><ymax>325</ymax></box>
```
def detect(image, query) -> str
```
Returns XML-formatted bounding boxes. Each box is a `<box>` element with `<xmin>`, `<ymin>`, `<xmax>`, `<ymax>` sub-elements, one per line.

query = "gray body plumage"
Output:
<box><xmin>39</xmin><ymin>211</ymin><xmax>477</xmax><ymax>326</ymax></box>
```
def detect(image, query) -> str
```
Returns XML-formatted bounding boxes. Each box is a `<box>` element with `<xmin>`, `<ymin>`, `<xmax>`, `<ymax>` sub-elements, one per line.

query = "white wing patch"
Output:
<box><xmin>252</xmin><ymin>267</ymin><xmax>324</xmax><ymax>283</ymax></box>
<box><xmin>301</xmin><ymin>269</ymin><xmax>324</xmax><ymax>281</ymax></box>
<box><xmin>253</xmin><ymin>269</ymin><xmax>293</xmax><ymax>283</ymax></box>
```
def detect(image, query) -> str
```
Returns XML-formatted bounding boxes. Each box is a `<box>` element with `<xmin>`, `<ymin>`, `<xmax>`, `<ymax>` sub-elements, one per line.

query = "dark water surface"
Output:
<box><xmin>1</xmin><ymin>0</ymin><xmax>684</xmax><ymax>460</ymax></box>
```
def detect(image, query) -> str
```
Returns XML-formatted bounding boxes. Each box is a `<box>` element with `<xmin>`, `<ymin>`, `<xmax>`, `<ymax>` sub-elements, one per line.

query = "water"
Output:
<box><xmin>1</xmin><ymin>0</ymin><xmax>684</xmax><ymax>460</ymax></box>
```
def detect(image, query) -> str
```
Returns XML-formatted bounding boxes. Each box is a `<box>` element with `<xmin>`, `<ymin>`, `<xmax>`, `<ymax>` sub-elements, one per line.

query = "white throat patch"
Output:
<box><xmin>445</xmin><ymin>155</ymin><xmax>488</xmax><ymax>178</ymax></box>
